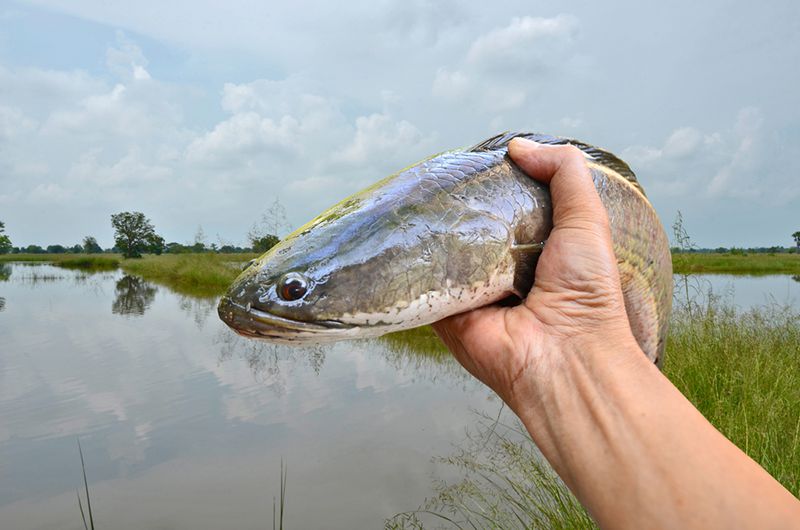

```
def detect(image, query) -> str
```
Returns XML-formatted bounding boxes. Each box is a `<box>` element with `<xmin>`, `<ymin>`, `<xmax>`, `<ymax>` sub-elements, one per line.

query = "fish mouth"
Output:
<box><xmin>217</xmin><ymin>296</ymin><xmax>353</xmax><ymax>342</ymax></box>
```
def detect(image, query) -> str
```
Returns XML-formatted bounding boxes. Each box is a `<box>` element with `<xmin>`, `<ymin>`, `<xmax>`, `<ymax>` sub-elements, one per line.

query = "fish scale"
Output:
<box><xmin>218</xmin><ymin>132</ymin><xmax>672</xmax><ymax>365</ymax></box>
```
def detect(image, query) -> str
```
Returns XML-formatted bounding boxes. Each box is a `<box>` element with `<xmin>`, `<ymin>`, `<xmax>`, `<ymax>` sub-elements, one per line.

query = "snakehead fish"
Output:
<box><xmin>218</xmin><ymin>132</ymin><xmax>672</xmax><ymax>366</ymax></box>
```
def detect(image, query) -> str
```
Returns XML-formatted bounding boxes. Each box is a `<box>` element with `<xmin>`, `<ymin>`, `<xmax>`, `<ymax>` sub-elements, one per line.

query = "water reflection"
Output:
<box><xmin>214</xmin><ymin>329</ymin><xmax>327</xmax><ymax>394</ymax></box>
<box><xmin>0</xmin><ymin>297</ymin><xmax>4</xmax><ymax>312</ymax></box>
<box><xmin>177</xmin><ymin>295</ymin><xmax>218</xmax><ymax>330</ymax></box>
<box><xmin>112</xmin><ymin>275</ymin><xmax>158</xmax><ymax>316</ymax></box>
<box><xmin>0</xmin><ymin>263</ymin><xmax>10</xmax><ymax>281</ymax></box>
<box><xmin>793</xmin><ymin>275</ymin><xmax>800</xmax><ymax>283</ymax></box>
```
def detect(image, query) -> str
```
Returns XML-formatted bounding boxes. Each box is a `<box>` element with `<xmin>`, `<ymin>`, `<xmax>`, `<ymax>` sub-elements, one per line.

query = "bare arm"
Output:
<box><xmin>433</xmin><ymin>138</ymin><xmax>800</xmax><ymax>529</ymax></box>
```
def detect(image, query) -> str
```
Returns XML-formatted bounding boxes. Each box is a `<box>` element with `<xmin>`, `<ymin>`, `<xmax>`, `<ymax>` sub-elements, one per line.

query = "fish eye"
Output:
<box><xmin>278</xmin><ymin>272</ymin><xmax>309</xmax><ymax>301</ymax></box>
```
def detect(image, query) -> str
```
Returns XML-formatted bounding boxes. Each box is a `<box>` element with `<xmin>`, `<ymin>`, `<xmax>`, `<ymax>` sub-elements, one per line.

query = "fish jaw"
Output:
<box><xmin>217</xmin><ymin>296</ymin><xmax>357</xmax><ymax>343</ymax></box>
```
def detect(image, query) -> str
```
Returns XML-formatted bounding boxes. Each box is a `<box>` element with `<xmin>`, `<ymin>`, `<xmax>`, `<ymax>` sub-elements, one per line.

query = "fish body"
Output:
<box><xmin>218</xmin><ymin>132</ymin><xmax>672</xmax><ymax>365</ymax></box>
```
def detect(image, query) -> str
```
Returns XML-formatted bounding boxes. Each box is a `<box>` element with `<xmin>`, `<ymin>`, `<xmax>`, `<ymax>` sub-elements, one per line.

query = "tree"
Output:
<box><xmin>83</xmin><ymin>236</ymin><xmax>103</xmax><ymax>254</ymax></box>
<box><xmin>110</xmin><ymin>211</ymin><xmax>163</xmax><ymax>258</ymax></box>
<box><xmin>793</xmin><ymin>231</ymin><xmax>800</xmax><ymax>250</ymax></box>
<box><xmin>248</xmin><ymin>198</ymin><xmax>290</xmax><ymax>254</ymax></box>
<box><xmin>192</xmin><ymin>225</ymin><xmax>207</xmax><ymax>253</ymax></box>
<box><xmin>251</xmin><ymin>234</ymin><xmax>280</xmax><ymax>253</ymax></box>
<box><xmin>0</xmin><ymin>221</ymin><xmax>11</xmax><ymax>254</ymax></box>
<box><xmin>46</xmin><ymin>244</ymin><xmax>67</xmax><ymax>254</ymax></box>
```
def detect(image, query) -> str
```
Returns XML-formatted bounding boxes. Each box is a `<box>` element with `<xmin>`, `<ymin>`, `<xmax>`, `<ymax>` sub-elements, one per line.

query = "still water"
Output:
<box><xmin>0</xmin><ymin>263</ymin><xmax>797</xmax><ymax>529</ymax></box>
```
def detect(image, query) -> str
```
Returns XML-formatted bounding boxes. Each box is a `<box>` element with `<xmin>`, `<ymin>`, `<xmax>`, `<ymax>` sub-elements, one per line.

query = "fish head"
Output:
<box><xmin>217</xmin><ymin>191</ymin><xmax>467</xmax><ymax>343</ymax></box>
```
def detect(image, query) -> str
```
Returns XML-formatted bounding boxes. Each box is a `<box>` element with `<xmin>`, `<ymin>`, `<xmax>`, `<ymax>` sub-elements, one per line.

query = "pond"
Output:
<box><xmin>0</xmin><ymin>263</ymin><xmax>797</xmax><ymax>529</ymax></box>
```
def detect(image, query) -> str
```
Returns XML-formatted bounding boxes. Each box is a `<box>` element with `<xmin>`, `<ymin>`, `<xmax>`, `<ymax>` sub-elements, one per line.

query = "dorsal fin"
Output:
<box><xmin>468</xmin><ymin>131</ymin><xmax>644</xmax><ymax>196</ymax></box>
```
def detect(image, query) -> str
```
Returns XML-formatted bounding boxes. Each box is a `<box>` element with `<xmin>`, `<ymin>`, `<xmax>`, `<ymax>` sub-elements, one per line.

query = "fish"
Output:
<box><xmin>218</xmin><ymin>132</ymin><xmax>673</xmax><ymax>366</ymax></box>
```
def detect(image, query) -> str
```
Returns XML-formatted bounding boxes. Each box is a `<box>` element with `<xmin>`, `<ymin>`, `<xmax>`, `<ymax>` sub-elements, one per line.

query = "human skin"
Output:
<box><xmin>432</xmin><ymin>138</ymin><xmax>800</xmax><ymax>529</ymax></box>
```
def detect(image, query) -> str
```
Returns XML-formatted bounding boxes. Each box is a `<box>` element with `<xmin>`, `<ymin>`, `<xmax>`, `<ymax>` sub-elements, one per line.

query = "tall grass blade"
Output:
<box><xmin>77</xmin><ymin>439</ymin><xmax>95</xmax><ymax>530</ymax></box>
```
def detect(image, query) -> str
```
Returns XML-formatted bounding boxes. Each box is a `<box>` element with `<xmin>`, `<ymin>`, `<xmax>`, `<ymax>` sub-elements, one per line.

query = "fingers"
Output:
<box><xmin>508</xmin><ymin>137</ymin><xmax>609</xmax><ymax>233</ymax></box>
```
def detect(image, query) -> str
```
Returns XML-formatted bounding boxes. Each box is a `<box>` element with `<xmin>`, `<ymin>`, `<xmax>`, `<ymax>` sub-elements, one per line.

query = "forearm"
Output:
<box><xmin>510</xmin><ymin>338</ymin><xmax>800</xmax><ymax>529</ymax></box>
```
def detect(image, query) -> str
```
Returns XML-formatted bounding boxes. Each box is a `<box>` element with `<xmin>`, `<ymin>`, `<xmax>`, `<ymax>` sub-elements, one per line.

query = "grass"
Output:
<box><xmin>119</xmin><ymin>253</ymin><xmax>257</xmax><ymax>297</ymax></box>
<box><xmin>1</xmin><ymin>252</ymin><xmax>256</xmax><ymax>295</ymax></box>
<box><xmin>388</xmin><ymin>295</ymin><xmax>800</xmax><ymax>528</ymax></box>
<box><xmin>672</xmin><ymin>252</ymin><xmax>800</xmax><ymax>274</ymax></box>
<box><xmin>77</xmin><ymin>439</ymin><xmax>95</xmax><ymax>530</ymax></box>
<box><xmin>54</xmin><ymin>256</ymin><xmax>120</xmax><ymax>272</ymax></box>
<box><xmin>0</xmin><ymin>253</ymin><xmax>120</xmax><ymax>272</ymax></box>
<box><xmin>665</xmin><ymin>299</ymin><xmax>800</xmax><ymax>496</ymax></box>
<box><xmin>386</xmin><ymin>413</ymin><xmax>595</xmax><ymax>529</ymax></box>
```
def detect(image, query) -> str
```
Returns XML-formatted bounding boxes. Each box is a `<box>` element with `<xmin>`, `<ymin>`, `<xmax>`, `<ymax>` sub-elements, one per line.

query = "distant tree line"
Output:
<box><xmin>671</xmin><ymin>246</ymin><xmax>797</xmax><ymax>255</ymax></box>
<box><xmin>0</xmin><ymin>200</ymin><xmax>291</xmax><ymax>257</ymax></box>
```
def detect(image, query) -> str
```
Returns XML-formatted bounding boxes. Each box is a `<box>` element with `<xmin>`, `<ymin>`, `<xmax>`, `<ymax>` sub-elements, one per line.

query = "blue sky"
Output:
<box><xmin>0</xmin><ymin>0</ymin><xmax>798</xmax><ymax>248</ymax></box>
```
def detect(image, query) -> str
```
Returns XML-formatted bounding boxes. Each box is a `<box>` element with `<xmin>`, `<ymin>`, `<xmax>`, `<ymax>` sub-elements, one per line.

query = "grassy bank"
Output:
<box><xmin>120</xmin><ymin>253</ymin><xmax>257</xmax><ymax>297</ymax></box>
<box><xmin>665</xmin><ymin>301</ymin><xmax>800</xmax><ymax>495</ymax></box>
<box><xmin>672</xmin><ymin>252</ymin><xmax>800</xmax><ymax>274</ymax></box>
<box><xmin>53</xmin><ymin>256</ymin><xmax>120</xmax><ymax>271</ymax></box>
<box><xmin>0</xmin><ymin>253</ymin><xmax>121</xmax><ymax>271</ymax></box>
<box><xmin>390</xmin><ymin>299</ymin><xmax>799</xmax><ymax>527</ymax></box>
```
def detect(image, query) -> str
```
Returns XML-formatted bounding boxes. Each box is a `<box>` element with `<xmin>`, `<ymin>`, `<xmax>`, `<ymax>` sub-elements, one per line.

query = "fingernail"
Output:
<box><xmin>510</xmin><ymin>137</ymin><xmax>541</xmax><ymax>148</ymax></box>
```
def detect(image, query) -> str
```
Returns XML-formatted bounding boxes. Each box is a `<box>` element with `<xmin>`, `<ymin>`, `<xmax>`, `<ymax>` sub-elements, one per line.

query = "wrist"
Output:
<box><xmin>507</xmin><ymin>333</ymin><xmax>647</xmax><ymax>430</ymax></box>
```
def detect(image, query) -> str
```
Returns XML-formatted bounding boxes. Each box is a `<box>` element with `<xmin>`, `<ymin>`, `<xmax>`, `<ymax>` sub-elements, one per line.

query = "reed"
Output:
<box><xmin>119</xmin><ymin>253</ymin><xmax>257</xmax><ymax>297</ymax></box>
<box><xmin>672</xmin><ymin>252</ymin><xmax>800</xmax><ymax>274</ymax></box>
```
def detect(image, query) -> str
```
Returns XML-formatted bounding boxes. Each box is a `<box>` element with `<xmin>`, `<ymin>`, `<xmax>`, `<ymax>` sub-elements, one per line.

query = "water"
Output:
<box><xmin>0</xmin><ymin>263</ymin><xmax>491</xmax><ymax>529</ymax></box>
<box><xmin>677</xmin><ymin>273</ymin><xmax>800</xmax><ymax>310</ymax></box>
<box><xmin>0</xmin><ymin>263</ymin><xmax>797</xmax><ymax>529</ymax></box>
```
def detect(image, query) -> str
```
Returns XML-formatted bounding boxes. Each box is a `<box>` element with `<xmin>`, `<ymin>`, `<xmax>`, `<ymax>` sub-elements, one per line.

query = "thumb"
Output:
<box><xmin>508</xmin><ymin>137</ymin><xmax>609</xmax><ymax>234</ymax></box>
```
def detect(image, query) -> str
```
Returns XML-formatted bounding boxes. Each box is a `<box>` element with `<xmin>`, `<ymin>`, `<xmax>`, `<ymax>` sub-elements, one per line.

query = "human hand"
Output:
<box><xmin>432</xmin><ymin>138</ymin><xmax>642</xmax><ymax>413</ymax></box>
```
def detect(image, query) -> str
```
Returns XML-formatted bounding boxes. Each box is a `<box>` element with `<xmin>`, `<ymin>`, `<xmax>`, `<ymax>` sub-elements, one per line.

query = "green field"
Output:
<box><xmin>5</xmin><ymin>251</ymin><xmax>799</xmax><ymax>278</ymax></box>
<box><xmin>673</xmin><ymin>252</ymin><xmax>800</xmax><ymax>274</ymax></box>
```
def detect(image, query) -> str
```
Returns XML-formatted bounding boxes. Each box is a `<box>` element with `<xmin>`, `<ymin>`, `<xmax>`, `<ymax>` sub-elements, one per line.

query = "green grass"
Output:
<box><xmin>119</xmin><ymin>253</ymin><xmax>257</xmax><ymax>297</ymax></box>
<box><xmin>0</xmin><ymin>253</ymin><xmax>120</xmax><ymax>271</ymax></box>
<box><xmin>388</xmin><ymin>297</ymin><xmax>800</xmax><ymax>528</ymax></box>
<box><xmin>54</xmin><ymin>256</ymin><xmax>120</xmax><ymax>272</ymax></box>
<box><xmin>672</xmin><ymin>252</ymin><xmax>800</xmax><ymax>274</ymax></box>
<box><xmin>665</xmin><ymin>300</ymin><xmax>800</xmax><ymax>496</ymax></box>
<box><xmin>0</xmin><ymin>253</ymin><xmax>119</xmax><ymax>263</ymax></box>
<box><xmin>386</xmin><ymin>413</ymin><xmax>595</xmax><ymax>529</ymax></box>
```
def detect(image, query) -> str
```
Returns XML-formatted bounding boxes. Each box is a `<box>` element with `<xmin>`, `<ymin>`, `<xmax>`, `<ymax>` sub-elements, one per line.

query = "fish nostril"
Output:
<box><xmin>242</xmin><ymin>258</ymin><xmax>257</xmax><ymax>271</ymax></box>
<box><xmin>250</xmin><ymin>292</ymin><xmax>272</xmax><ymax>313</ymax></box>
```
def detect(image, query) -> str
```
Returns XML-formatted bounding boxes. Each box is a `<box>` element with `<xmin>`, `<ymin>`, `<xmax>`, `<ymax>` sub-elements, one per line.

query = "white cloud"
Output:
<box><xmin>185</xmin><ymin>112</ymin><xmax>300</xmax><ymax>165</ymax></box>
<box><xmin>431</xmin><ymin>68</ymin><xmax>469</xmax><ymax>99</ymax></box>
<box><xmin>431</xmin><ymin>14</ymin><xmax>581</xmax><ymax>113</ymax></box>
<box><xmin>335</xmin><ymin>113</ymin><xmax>428</xmax><ymax>166</ymax></box>
<box><xmin>106</xmin><ymin>31</ymin><xmax>152</xmax><ymax>82</ymax></box>
<box><xmin>0</xmin><ymin>105</ymin><xmax>36</xmax><ymax>141</ymax></box>
<box><xmin>466</xmin><ymin>15</ymin><xmax>579</xmax><ymax>74</ymax></box>
<box><xmin>624</xmin><ymin>107</ymin><xmax>797</xmax><ymax>203</ymax></box>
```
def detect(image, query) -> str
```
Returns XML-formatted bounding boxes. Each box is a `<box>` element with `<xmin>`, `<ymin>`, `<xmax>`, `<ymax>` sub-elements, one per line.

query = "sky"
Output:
<box><xmin>0</xmin><ymin>0</ymin><xmax>798</xmax><ymax>249</ymax></box>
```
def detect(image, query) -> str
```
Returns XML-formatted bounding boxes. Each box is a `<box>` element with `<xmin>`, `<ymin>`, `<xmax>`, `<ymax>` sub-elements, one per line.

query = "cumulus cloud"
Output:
<box><xmin>624</xmin><ymin>107</ymin><xmax>797</xmax><ymax>203</ymax></box>
<box><xmin>106</xmin><ymin>32</ymin><xmax>152</xmax><ymax>81</ymax></box>
<box><xmin>466</xmin><ymin>15</ymin><xmax>579</xmax><ymax>74</ymax></box>
<box><xmin>430</xmin><ymin>14</ymin><xmax>581</xmax><ymax>113</ymax></box>
<box><xmin>0</xmin><ymin>105</ymin><xmax>36</xmax><ymax>142</ymax></box>
<box><xmin>335</xmin><ymin>113</ymin><xmax>428</xmax><ymax>166</ymax></box>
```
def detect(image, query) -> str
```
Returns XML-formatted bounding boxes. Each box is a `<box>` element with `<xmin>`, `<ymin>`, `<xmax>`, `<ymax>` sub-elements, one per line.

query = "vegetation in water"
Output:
<box><xmin>119</xmin><ymin>253</ymin><xmax>257</xmax><ymax>297</ymax></box>
<box><xmin>386</xmin><ymin>412</ymin><xmax>595</xmax><ymax>529</ymax></box>
<box><xmin>53</xmin><ymin>256</ymin><xmax>120</xmax><ymax>272</ymax></box>
<box><xmin>0</xmin><ymin>253</ymin><xmax>120</xmax><ymax>270</ymax></box>
<box><xmin>387</xmin><ymin>294</ymin><xmax>800</xmax><ymax>528</ymax></box>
